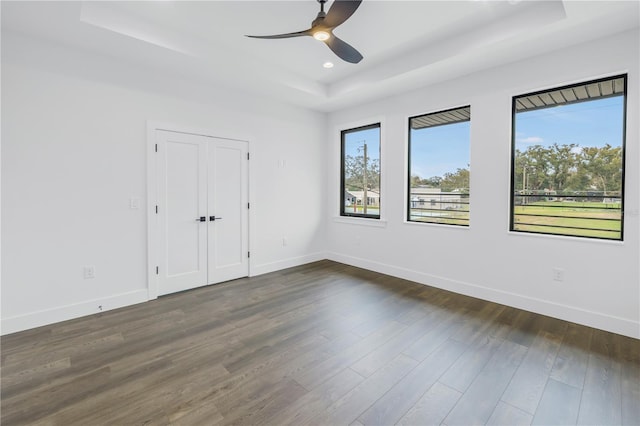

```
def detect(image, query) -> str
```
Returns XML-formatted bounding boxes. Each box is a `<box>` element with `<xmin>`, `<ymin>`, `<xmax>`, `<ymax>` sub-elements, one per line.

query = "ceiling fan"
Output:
<box><xmin>246</xmin><ymin>0</ymin><xmax>363</xmax><ymax>64</ymax></box>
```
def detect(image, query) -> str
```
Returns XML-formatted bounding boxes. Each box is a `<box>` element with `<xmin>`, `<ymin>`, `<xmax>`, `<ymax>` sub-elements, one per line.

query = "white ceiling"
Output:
<box><xmin>2</xmin><ymin>1</ymin><xmax>639</xmax><ymax>112</ymax></box>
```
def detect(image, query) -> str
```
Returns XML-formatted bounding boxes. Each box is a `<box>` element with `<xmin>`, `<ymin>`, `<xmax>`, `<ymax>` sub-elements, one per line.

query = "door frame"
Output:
<box><xmin>146</xmin><ymin>121</ymin><xmax>252</xmax><ymax>300</ymax></box>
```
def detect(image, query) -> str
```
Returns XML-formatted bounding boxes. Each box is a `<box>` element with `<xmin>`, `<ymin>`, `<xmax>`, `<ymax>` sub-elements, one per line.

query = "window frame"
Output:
<box><xmin>406</xmin><ymin>105</ymin><xmax>471</xmax><ymax>227</ymax></box>
<box><xmin>509</xmin><ymin>74</ymin><xmax>627</xmax><ymax>241</ymax></box>
<box><xmin>340</xmin><ymin>122</ymin><xmax>382</xmax><ymax>220</ymax></box>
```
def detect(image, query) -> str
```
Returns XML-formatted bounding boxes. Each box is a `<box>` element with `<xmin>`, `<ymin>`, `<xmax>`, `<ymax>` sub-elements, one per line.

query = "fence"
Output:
<box><xmin>408</xmin><ymin>191</ymin><xmax>469</xmax><ymax>226</ymax></box>
<box><xmin>512</xmin><ymin>192</ymin><xmax>622</xmax><ymax>239</ymax></box>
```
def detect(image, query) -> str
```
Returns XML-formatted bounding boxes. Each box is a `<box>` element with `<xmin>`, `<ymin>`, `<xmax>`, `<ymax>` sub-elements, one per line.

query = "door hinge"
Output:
<box><xmin>156</xmin><ymin>205</ymin><xmax>158</xmax><ymax>214</ymax></box>
<box><xmin>155</xmin><ymin>144</ymin><xmax>158</xmax><ymax>152</ymax></box>
<box><xmin>247</xmin><ymin>202</ymin><xmax>250</xmax><ymax>209</ymax></box>
<box><xmin>156</xmin><ymin>266</ymin><xmax>159</xmax><ymax>275</ymax></box>
<box><xmin>247</xmin><ymin>152</ymin><xmax>250</xmax><ymax>160</ymax></box>
<box><xmin>248</xmin><ymin>251</ymin><xmax>250</xmax><ymax>258</ymax></box>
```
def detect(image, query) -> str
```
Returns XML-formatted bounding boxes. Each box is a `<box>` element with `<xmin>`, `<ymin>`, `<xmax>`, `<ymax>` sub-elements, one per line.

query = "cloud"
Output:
<box><xmin>517</xmin><ymin>136</ymin><xmax>544</xmax><ymax>144</ymax></box>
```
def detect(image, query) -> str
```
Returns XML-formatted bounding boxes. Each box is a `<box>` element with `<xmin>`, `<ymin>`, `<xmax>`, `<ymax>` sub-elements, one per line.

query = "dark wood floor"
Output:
<box><xmin>2</xmin><ymin>260</ymin><xmax>639</xmax><ymax>425</ymax></box>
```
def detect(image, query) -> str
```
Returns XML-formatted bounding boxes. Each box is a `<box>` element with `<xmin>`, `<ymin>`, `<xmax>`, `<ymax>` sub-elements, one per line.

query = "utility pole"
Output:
<box><xmin>363</xmin><ymin>142</ymin><xmax>368</xmax><ymax>215</ymax></box>
<box><xmin>522</xmin><ymin>166</ymin><xmax>527</xmax><ymax>205</ymax></box>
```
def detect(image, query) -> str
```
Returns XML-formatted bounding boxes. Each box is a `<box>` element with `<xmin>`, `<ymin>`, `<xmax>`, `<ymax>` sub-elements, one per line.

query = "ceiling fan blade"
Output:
<box><xmin>245</xmin><ymin>29</ymin><xmax>312</xmax><ymax>39</ymax></box>
<box><xmin>324</xmin><ymin>0</ymin><xmax>363</xmax><ymax>28</ymax></box>
<box><xmin>324</xmin><ymin>34</ymin><xmax>363</xmax><ymax>63</ymax></box>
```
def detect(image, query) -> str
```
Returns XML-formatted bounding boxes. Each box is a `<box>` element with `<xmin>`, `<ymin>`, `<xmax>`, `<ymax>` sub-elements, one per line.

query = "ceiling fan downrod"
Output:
<box><xmin>314</xmin><ymin>0</ymin><xmax>327</xmax><ymax>24</ymax></box>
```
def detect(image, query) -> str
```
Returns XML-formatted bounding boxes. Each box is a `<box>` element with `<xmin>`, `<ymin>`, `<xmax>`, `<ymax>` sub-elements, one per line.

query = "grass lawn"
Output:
<box><xmin>357</xmin><ymin>202</ymin><xmax>621</xmax><ymax>238</ymax></box>
<box><xmin>346</xmin><ymin>206</ymin><xmax>380</xmax><ymax>216</ymax></box>
<box><xmin>513</xmin><ymin>201</ymin><xmax>621</xmax><ymax>239</ymax></box>
<box><xmin>409</xmin><ymin>209</ymin><xmax>469</xmax><ymax>226</ymax></box>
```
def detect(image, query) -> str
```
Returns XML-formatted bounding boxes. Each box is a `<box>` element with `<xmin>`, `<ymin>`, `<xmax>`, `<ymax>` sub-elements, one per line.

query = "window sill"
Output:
<box><xmin>507</xmin><ymin>230</ymin><xmax>624</xmax><ymax>245</ymax></box>
<box><xmin>403</xmin><ymin>220</ymin><xmax>470</xmax><ymax>230</ymax></box>
<box><xmin>333</xmin><ymin>216</ymin><xmax>388</xmax><ymax>228</ymax></box>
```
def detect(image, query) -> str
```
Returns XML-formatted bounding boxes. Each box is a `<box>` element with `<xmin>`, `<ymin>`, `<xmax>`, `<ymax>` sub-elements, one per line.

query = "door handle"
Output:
<box><xmin>196</xmin><ymin>217</ymin><xmax>206</xmax><ymax>222</ymax></box>
<box><xmin>210</xmin><ymin>216</ymin><xmax>223</xmax><ymax>221</ymax></box>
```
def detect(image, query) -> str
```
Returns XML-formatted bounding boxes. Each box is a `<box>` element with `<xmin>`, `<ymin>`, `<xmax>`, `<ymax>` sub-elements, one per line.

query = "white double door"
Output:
<box><xmin>156</xmin><ymin>130</ymin><xmax>249</xmax><ymax>296</ymax></box>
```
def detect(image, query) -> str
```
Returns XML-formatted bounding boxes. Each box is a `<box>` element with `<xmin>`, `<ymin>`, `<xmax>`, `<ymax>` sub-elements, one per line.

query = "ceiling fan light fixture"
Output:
<box><xmin>245</xmin><ymin>0</ymin><xmax>363</xmax><ymax>63</ymax></box>
<box><xmin>313</xmin><ymin>30</ymin><xmax>330</xmax><ymax>41</ymax></box>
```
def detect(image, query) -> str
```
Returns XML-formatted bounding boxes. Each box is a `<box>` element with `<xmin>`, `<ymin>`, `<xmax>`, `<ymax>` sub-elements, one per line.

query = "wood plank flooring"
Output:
<box><xmin>2</xmin><ymin>260</ymin><xmax>639</xmax><ymax>425</ymax></box>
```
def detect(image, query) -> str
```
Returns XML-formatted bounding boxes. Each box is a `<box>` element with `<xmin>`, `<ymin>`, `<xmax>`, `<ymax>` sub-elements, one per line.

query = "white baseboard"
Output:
<box><xmin>251</xmin><ymin>252</ymin><xmax>327</xmax><ymax>277</ymax></box>
<box><xmin>327</xmin><ymin>252</ymin><xmax>640</xmax><ymax>339</ymax></box>
<box><xmin>1</xmin><ymin>290</ymin><xmax>149</xmax><ymax>336</ymax></box>
<box><xmin>4</xmin><ymin>254</ymin><xmax>637</xmax><ymax>339</ymax></box>
<box><xmin>1</xmin><ymin>251</ymin><xmax>327</xmax><ymax>335</ymax></box>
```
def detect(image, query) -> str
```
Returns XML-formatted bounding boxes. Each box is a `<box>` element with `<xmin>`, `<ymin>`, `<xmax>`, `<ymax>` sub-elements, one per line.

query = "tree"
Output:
<box><xmin>523</xmin><ymin>145</ymin><xmax>552</xmax><ymax>190</ymax></box>
<box><xmin>344</xmin><ymin>154</ymin><xmax>380</xmax><ymax>191</ymax></box>
<box><xmin>547</xmin><ymin>143</ymin><xmax>578</xmax><ymax>191</ymax></box>
<box><xmin>565</xmin><ymin>166</ymin><xmax>591</xmax><ymax>192</ymax></box>
<box><xmin>579</xmin><ymin>144</ymin><xmax>622</xmax><ymax>194</ymax></box>
<box><xmin>410</xmin><ymin>169</ymin><xmax>467</xmax><ymax>192</ymax></box>
<box><xmin>514</xmin><ymin>148</ymin><xmax>534</xmax><ymax>192</ymax></box>
<box><xmin>440</xmin><ymin>168</ymin><xmax>469</xmax><ymax>192</ymax></box>
<box><xmin>514</xmin><ymin>143</ymin><xmax>622</xmax><ymax>195</ymax></box>
<box><xmin>423</xmin><ymin>176</ymin><xmax>443</xmax><ymax>187</ymax></box>
<box><xmin>409</xmin><ymin>175</ymin><xmax>442</xmax><ymax>188</ymax></box>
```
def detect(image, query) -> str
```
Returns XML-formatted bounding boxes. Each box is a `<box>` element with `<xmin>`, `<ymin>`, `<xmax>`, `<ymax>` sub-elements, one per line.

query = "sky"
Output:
<box><xmin>409</xmin><ymin>95</ymin><xmax>624</xmax><ymax>180</ymax></box>
<box><xmin>344</xmin><ymin>95</ymin><xmax>625</xmax><ymax>181</ymax></box>
<box><xmin>514</xmin><ymin>95</ymin><xmax>624</xmax><ymax>150</ymax></box>
<box><xmin>344</xmin><ymin>126</ymin><xmax>380</xmax><ymax>160</ymax></box>
<box><xmin>410</xmin><ymin>121</ymin><xmax>470</xmax><ymax>179</ymax></box>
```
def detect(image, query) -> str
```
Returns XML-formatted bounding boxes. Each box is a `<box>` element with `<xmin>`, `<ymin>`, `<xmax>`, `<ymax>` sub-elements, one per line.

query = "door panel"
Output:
<box><xmin>208</xmin><ymin>139</ymin><xmax>249</xmax><ymax>283</ymax></box>
<box><xmin>157</xmin><ymin>131</ymin><xmax>208</xmax><ymax>295</ymax></box>
<box><xmin>156</xmin><ymin>130</ymin><xmax>249</xmax><ymax>296</ymax></box>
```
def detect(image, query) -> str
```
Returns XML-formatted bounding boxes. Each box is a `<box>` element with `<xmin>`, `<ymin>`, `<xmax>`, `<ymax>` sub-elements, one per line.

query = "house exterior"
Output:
<box><xmin>345</xmin><ymin>189</ymin><xmax>380</xmax><ymax>207</ymax></box>
<box><xmin>409</xmin><ymin>187</ymin><xmax>465</xmax><ymax>214</ymax></box>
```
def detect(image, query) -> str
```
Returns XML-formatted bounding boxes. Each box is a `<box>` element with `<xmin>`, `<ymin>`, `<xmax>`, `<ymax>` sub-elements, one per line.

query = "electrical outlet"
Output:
<box><xmin>84</xmin><ymin>266</ymin><xmax>95</xmax><ymax>279</ymax></box>
<box><xmin>282</xmin><ymin>237</ymin><xmax>288</xmax><ymax>247</ymax></box>
<box><xmin>552</xmin><ymin>267</ymin><xmax>564</xmax><ymax>282</ymax></box>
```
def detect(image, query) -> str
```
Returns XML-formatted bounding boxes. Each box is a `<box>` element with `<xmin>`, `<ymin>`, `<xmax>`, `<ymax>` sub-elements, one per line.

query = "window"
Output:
<box><xmin>341</xmin><ymin>123</ymin><xmax>381</xmax><ymax>219</ymax></box>
<box><xmin>408</xmin><ymin>106</ymin><xmax>470</xmax><ymax>226</ymax></box>
<box><xmin>510</xmin><ymin>75</ymin><xmax>627</xmax><ymax>240</ymax></box>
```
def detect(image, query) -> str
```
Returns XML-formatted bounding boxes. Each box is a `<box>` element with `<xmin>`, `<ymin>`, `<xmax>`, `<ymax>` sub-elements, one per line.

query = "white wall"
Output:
<box><xmin>1</xmin><ymin>33</ymin><xmax>327</xmax><ymax>334</ymax></box>
<box><xmin>326</xmin><ymin>29</ymin><xmax>640</xmax><ymax>338</ymax></box>
<box><xmin>3</xmin><ymin>28</ymin><xmax>638</xmax><ymax>339</ymax></box>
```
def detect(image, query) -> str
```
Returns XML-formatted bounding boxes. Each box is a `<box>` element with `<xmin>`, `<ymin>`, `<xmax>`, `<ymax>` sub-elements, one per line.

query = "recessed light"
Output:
<box><xmin>323</xmin><ymin>62</ymin><xmax>334</xmax><ymax>69</ymax></box>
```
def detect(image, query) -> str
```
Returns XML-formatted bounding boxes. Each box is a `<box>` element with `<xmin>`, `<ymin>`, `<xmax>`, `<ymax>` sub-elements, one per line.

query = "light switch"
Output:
<box><xmin>129</xmin><ymin>197</ymin><xmax>140</xmax><ymax>209</ymax></box>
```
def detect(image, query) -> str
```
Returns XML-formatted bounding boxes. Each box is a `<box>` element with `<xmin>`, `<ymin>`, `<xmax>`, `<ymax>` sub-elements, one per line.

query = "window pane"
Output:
<box><xmin>341</xmin><ymin>124</ymin><xmax>381</xmax><ymax>218</ymax></box>
<box><xmin>511</xmin><ymin>75</ymin><xmax>626</xmax><ymax>240</ymax></box>
<box><xmin>408</xmin><ymin>106</ymin><xmax>470</xmax><ymax>226</ymax></box>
